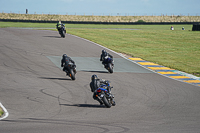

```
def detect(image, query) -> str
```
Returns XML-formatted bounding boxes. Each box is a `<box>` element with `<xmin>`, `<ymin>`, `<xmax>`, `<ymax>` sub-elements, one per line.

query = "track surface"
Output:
<box><xmin>0</xmin><ymin>28</ymin><xmax>200</xmax><ymax>133</ymax></box>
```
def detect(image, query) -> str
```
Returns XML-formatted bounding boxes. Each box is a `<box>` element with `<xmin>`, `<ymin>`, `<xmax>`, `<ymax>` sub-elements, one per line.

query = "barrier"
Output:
<box><xmin>192</xmin><ymin>24</ymin><xmax>200</xmax><ymax>31</ymax></box>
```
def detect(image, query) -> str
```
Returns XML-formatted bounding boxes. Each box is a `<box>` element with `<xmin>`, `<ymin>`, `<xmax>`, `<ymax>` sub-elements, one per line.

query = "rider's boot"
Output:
<box><xmin>65</xmin><ymin>71</ymin><xmax>69</xmax><ymax>76</ymax></box>
<box><xmin>112</xmin><ymin>100</ymin><xmax>116</xmax><ymax>106</ymax></box>
<box><xmin>97</xmin><ymin>98</ymin><xmax>103</xmax><ymax>105</ymax></box>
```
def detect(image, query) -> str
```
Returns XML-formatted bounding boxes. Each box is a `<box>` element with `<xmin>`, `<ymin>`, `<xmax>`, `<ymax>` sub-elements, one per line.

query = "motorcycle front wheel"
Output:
<box><xmin>108</xmin><ymin>63</ymin><xmax>113</xmax><ymax>73</ymax></box>
<box><xmin>102</xmin><ymin>96</ymin><xmax>112</xmax><ymax>108</ymax></box>
<box><xmin>69</xmin><ymin>69</ymin><xmax>75</xmax><ymax>80</ymax></box>
<box><xmin>61</xmin><ymin>30</ymin><xmax>65</xmax><ymax>38</ymax></box>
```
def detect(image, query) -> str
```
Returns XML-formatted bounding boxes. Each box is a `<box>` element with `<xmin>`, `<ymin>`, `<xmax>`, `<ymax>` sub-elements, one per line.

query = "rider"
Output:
<box><xmin>90</xmin><ymin>74</ymin><xmax>110</xmax><ymax>105</ymax></box>
<box><xmin>56</xmin><ymin>20</ymin><xmax>65</xmax><ymax>32</ymax></box>
<box><xmin>56</xmin><ymin>21</ymin><xmax>62</xmax><ymax>31</ymax></box>
<box><xmin>100</xmin><ymin>49</ymin><xmax>113</xmax><ymax>65</ymax></box>
<box><xmin>61</xmin><ymin>54</ymin><xmax>76</xmax><ymax>75</ymax></box>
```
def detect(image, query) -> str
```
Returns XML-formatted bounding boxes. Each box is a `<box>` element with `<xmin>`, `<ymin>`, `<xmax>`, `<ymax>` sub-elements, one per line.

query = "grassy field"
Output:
<box><xmin>0</xmin><ymin>22</ymin><xmax>56</xmax><ymax>28</ymax></box>
<box><xmin>0</xmin><ymin>22</ymin><xmax>199</xmax><ymax>77</ymax></box>
<box><xmin>0</xmin><ymin>107</ymin><xmax>3</xmax><ymax>117</ymax></box>
<box><xmin>66</xmin><ymin>25</ymin><xmax>200</xmax><ymax>76</ymax></box>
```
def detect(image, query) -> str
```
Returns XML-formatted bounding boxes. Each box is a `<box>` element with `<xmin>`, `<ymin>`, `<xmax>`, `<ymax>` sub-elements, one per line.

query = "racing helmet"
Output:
<box><xmin>91</xmin><ymin>74</ymin><xmax>98</xmax><ymax>81</ymax></box>
<box><xmin>63</xmin><ymin>54</ymin><xmax>67</xmax><ymax>58</ymax></box>
<box><xmin>102</xmin><ymin>49</ymin><xmax>106</xmax><ymax>54</ymax></box>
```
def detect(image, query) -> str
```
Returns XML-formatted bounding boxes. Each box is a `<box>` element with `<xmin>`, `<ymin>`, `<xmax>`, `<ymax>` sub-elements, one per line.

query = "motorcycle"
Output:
<box><xmin>103</xmin><ymin>56</ymin><xmax>114</xmax><ymax>73</ymax></box>
<box><xmin>57</xmin><ymin>24</ymin><xmax>66</xmax><ymax>38</ymax></box>
<box><xmin>95</xmin><ymin>81</ymin><xmax>115</xmax><ymax>108</ymax></box>
<box><xmin>64</xmin><ymin>62</ymin><xmax>76</xmax><ymax>80</ymax></box>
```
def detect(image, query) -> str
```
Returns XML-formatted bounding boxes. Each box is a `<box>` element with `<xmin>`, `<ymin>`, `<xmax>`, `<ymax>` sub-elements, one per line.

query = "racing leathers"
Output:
<box><xmin>90</xmin><ymin>75</ymin><xmax>110</xmax><ymax>105</ymax></box>
<box><xmin>100</xmin><ymin>50</ymin><xmax>113</xmax><ymax>65</ymax></box>
<box><xmin>61</xmin><ymin>54</ymin><xmax>76</xmax><ymax>75</ymax></box>
<box><xmin>56</xmin><ymin>21</ymin><xmax>66</xmax><ymax>33</ymax></box>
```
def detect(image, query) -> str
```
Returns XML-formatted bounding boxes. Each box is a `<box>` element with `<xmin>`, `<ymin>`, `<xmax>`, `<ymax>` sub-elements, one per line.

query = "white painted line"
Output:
<box><xmin>0</xmin><ymin>102</ymin><xmax>9</xmax><ymax>120</ymax></box>
<box><xmin>173</xmin><ymin>70</ymin><xmax>200</xmax><ymax>80</ymax></box>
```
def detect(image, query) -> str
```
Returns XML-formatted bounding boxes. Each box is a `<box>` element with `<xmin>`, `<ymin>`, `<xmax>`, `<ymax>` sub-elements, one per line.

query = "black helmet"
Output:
<box><xmin>91</xmin><ymin>74</ymin><xmax>98</xmax><ymax>81</ymax></box>
<box><xmin>102</xmin><ymin>49</ymin><xmax>106</xmax><ymax>54</ymax></box>
<box><xmin>63</xmin><ymin>54</ymin><xmax>67</xmax><ymax>58</ymax></box>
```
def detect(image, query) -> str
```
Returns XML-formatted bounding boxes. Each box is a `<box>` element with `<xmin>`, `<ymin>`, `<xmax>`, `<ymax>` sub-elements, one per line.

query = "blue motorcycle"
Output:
<box><xmin>95</xmin><ymin>81</ymin><xmax>115</xmax><ymax>108</ymax></box>
<box><xmin>103</xmin><ymin>57</ymin><xmax>114</xmax><ymax>73</ymax></box>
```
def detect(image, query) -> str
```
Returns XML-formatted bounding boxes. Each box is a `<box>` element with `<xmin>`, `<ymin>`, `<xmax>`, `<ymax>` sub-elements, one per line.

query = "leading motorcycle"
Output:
<box><xmin>95</xmin><ymin>81</ymin><xmax>115</xmax><ymax>108</ymax></box>
<box><xmin>57</xmin><ymin>24</ymin><xmax>66</xmax><ymax>38</ymax></box>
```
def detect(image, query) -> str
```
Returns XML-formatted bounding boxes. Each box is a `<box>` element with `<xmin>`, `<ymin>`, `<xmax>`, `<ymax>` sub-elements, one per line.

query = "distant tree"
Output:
<box><xmin>137</xmin><ymin>20</ymin><xmax>145</xmax><ymax>23</ymax></box>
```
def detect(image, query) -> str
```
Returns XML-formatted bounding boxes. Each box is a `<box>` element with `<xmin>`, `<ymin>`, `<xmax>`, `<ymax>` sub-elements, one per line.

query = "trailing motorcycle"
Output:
<box><xmin>64</xmin><ymin>62</ymin><xmax>76</xmax><ymax>80</ymax></box>
<box><xmin>95</xmin><ymin>81</ymin><xmax>115</xmax><ymax>108</ymax></box>
<box><xmin>103</xmin><ymin>57</ymin><xmax>114</xmax><ymax>73</ymax></box>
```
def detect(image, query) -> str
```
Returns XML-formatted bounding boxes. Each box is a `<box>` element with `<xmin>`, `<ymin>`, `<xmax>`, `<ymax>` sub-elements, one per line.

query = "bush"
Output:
<box><xmin>137</xmin><ymin>20</ymin><xmax>145</xmax><ymax>23</ymax></box>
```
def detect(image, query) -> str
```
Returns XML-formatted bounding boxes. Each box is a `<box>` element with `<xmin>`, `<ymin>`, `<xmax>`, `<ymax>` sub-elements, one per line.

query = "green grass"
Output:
<box><xmin>0</xmin><ymin>107</ymin><xmax>3</xmax><ymax>117</ymax></box>
<box><xmin>0</xmin><ymin>22</ymin><xmax>193</xmax><ymax>29</ymax></box>
<box><xmin>67</xmin><ymin>25</ymin><xmax>200</xmax><ymax>76</ymax></box>
<box><xmin>0</xmin><ymin>22</ymin><xmax>199</xmax><ymax>76</ymax></box>
<box><xmin>0</xmin><ymin>22</ymin><xmax>56</xmax><ymax>28</ymax></box>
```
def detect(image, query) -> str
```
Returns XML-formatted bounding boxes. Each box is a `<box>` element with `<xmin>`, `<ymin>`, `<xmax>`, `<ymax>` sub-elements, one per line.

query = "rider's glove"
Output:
<box><xmin>105</xmin><ymin>81</ymin><xmax>109</xmax><ymax>85</ymax></box>
<box><xmin>101</xmin><ymin>79</ymin><xmax>106</xmax><ymax>82</ymax></box>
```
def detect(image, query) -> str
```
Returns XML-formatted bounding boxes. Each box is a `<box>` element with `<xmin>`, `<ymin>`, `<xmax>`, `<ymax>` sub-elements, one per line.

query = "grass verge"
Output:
<box><xmin>0</xmin><ymin>22</ymin><xmax>199</xmax><ymax>76</ymax></box>
<box><xmin>0</xmin><ymin>107</ymin><xmax>3</xmax><ymax>117</ymax></box>
<box><xmin>67</xmin><ymin>25</ymin><xmax>200</xmax><ymax>77</ymax></box>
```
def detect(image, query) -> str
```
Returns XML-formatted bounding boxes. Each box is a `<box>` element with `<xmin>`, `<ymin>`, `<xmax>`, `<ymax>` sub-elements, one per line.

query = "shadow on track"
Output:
<box><xmin>39</xmin><ymin>77</ymin><xmax>71</xmax><ymax>80</ymax></box>
<box><xmin>43</xmin><ymin>36</ymin><xmax>61</xmax><ymax>38</ymax></box>
<box><xmin>60</xmin><ymin>104</ymin><xmax>105</xmax><ymax>108</ymax></box>
<box><xmin>81</xmin><ymin>70</ymin><xmax>108</xmax><ymax>73</ymax></box>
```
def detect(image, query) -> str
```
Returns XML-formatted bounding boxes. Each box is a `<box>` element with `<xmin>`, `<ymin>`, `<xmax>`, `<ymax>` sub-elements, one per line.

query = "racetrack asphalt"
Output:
<box><xmin>0</xmin><ymin>28</ymin><xmax>200</xmax><ymax>133</ymax></box>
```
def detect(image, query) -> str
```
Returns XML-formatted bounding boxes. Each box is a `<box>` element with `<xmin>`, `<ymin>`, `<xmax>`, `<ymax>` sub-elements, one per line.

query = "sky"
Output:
<box><xmin>0</xmin><ymin>0</ymin><xmax>199</xmax><ymax>16</ymax></box>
